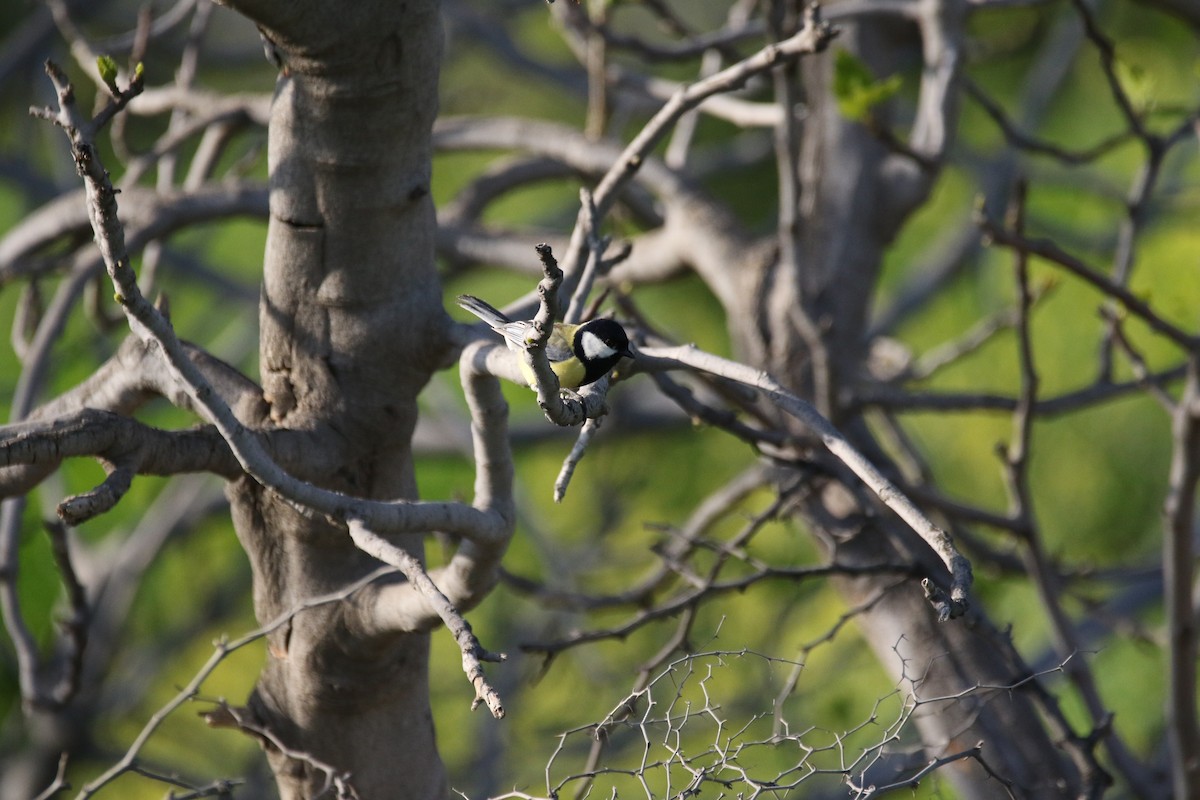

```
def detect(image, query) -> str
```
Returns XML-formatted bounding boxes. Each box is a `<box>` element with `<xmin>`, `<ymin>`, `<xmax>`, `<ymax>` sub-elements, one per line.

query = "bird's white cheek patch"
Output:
<box><xmin>581</xmin><ymin>331</ymin><xmax>618</xmax><ymax>360</ymax></box>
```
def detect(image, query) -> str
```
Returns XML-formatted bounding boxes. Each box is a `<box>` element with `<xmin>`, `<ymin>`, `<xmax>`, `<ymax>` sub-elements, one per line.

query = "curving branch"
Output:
<box><xmin>0</xmin><ymin>409</ymin><xmax>241</xmax><ymax>504</ymax></box>
<box><xmin>555</xmin><ymin>3</ymin><xmax>839</xmax><ymax>286</ymax></box>
<box><xmin>348</xmin><ymin>519</ymin><xmax>507</xmax><ymax>718</ymax></box>
<box><xmin>341</xmin><ymin>337</ymin><xmax>520</xmax><ymax>718</ymax></box>
<box><xmin>0</xmin><ymin>183</ymin><xmax>267</xmax><ymax>285</ymax></box>
<box><xmin>637</xmin><ymin>344</ymin><xmax>972</xmax><ymax>619</ymax></box>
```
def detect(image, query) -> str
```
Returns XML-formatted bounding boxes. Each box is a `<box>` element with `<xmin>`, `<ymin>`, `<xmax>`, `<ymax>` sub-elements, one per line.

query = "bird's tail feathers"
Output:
<box><xmin>456</xmin><ymin>294</ymin><xmax>511</xmax><ymax>329</ymax></box>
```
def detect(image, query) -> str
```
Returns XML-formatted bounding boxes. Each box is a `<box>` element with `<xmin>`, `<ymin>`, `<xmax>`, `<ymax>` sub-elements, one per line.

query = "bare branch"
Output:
<box><xmin>612</xmin><ymin>68</ymin><xmax>785</xmax><ymax>129</ymax></box>
<box><xmin>0</xmin><ymin>409</ymin><xmax>242</xmax><ymax>498</ymax></box>
<box><xmin>1102</xmin><ymin>308</ymin><xmax>1175</xmax><ymax>412</ymax></box>
<box><xmin>553</xmin><ymin>417</ymin><xmax>602</xmax><ymax>503</ymax></box>
<box><xmin>650</xmin><ymin>371</ymin><xmax>792</xmax><ymax>453</ymax></box>
<box><xmin>995</xmin><ymin>185</ymin><xmax>1156</xmax><ymax>792</ymax></box>
<box><xmin>204</xmin><ymin>702</ymin><xmax>352</xmax><ymax>799</ymax></box>
<box><xmin>570</xmin><ymin>7</ymin><xmax>763</xmax><ymax>64</ymax></box>
<box><xmin>557</xmin><ymin>3</ymin><xmax>839</xmax><ymax>283</ymax></box>
<box><xmin>348</xmin><ymin>520</ymin><xmax>506</xmax><ymax>719</ymax></box>
<box><xmin>964</xmin><ymin>78</ymin><xmax>1132</xmax><ymax>164</ymax></box>
<box><xmin>638</xmin><ymin>344</ymin><xmax>972</xmax><ymax>618</ymax></box>
<box><xmin>31</xmin><ymin>754</ymin><xmax>70</xmax><ymax>800</ymax></box>
<box><xmin>0</xmin><ymin>184</ymin><xmax>268</xmax><ymax>286</ymax></box>
<box><xmin>562</xmin><ymin>190</ymin><xmax>609</xmax><ymax>325</ymax></box>
<box><xmin>895</xmin><ymin>279</ymin><xmax>1056</xmax><ymax>383</ymax></box>
<box><xmin>979</xmin><ymin>216</ymin><xmax>1197</xmax><ymax>351</ymax></box>
<box><xmin>345</xmin><ymin>339</ymin><xmax>516</xmax><ymax>706</ymax></box>
<box><xmin>856</xmin><ymin>365</ymin><xmax>1188</xmax><ymax>416</ymax></box>
<box><xmin>508</xmin><ymin>464</ymin><xmax>775</xmax><ymax>614</ymax></box>
<box><xmin>1068</xmin><ymin>0</ymin><xmax>1153</xmax><ymax>143</ymax></box>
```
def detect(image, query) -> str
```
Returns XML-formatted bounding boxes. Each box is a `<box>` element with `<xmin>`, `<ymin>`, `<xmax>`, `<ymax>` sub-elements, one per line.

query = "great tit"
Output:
<box><xmin>457</xmin><ymin>294</ymin><xmax>634</xmax><ymax>390</ymax></box>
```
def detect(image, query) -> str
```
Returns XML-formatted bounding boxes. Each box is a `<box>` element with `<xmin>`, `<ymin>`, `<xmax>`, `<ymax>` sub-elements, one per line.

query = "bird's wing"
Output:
<box><xmin>545</xmin><ymin>326</ymin><xmax>575</xmax><ymax>364</ymax></box>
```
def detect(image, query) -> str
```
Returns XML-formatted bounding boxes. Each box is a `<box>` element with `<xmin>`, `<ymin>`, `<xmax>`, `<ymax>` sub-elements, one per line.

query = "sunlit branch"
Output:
<box><xmin>638</xmin><ymin>344</ymin><xmax>972</xmax><ymax>619</ymax></box>
<box><xmin>348</xmin><ymin>519</ymin><xmax>506</xmax><ymax>719</ymax></box>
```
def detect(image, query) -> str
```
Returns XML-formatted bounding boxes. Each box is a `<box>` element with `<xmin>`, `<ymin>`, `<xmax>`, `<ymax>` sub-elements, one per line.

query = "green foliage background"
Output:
<box><xmin>0</xmin><ymin>0</ymin><xmax>1197</xmax><ymax>796</ymax></box>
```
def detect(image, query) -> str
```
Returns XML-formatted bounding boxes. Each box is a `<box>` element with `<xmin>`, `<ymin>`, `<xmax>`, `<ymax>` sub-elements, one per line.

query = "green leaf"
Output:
<box><xmin>133</xmin><ymin>61</ymin><xmax>145</xmax><ymax>83</ymax></box>
<box><xmin>97</xmin><ymin>54</ymin><xmax>119</xmax><ymax>93</ymax></box>
<box><xmin>832</xmin><ymin>49</ymin><xmax>902</xmax><ymax>122</ymax></box>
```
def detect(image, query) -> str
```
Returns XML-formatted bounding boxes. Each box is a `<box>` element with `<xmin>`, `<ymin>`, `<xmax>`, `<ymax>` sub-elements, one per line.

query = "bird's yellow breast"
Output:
<box><xmin>518</xmin><ymin>353</ymin><xmax>587</xmax><ymax>390</ymax></box>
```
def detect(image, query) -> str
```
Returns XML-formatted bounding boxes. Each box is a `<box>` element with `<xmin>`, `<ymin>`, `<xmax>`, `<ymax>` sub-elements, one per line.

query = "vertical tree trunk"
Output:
<box><xmin>215</xmin><ymin>1</ymin><xmax>452</xmax><ymax>797</ymax></box>
<box><xmin>733</xmin><ymin>4</ymin><xmax>1083</xmax><ymax>796</ymax></box>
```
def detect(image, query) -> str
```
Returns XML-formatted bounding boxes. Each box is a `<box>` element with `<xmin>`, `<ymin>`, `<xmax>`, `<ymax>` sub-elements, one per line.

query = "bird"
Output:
<box><xmin>457</xmin><ymin>294</ymin><xmax>633</xmax><ymax>390</ymax></box>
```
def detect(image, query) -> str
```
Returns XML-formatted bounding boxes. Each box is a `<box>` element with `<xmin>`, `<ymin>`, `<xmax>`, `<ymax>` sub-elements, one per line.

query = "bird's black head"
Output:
<box><xmin>573</xmin><ymin>318</ymin><xmax>634</xmax><ymax>385</ymax></box>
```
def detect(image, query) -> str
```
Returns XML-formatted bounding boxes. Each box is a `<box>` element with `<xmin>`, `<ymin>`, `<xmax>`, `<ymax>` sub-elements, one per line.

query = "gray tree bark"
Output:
<box><xmin>215</xmin><ymin>1</ymin><xmax>452</xmax><ymax>797</ymax></box>
<box><xmin>724</xmin><ymin>5</ymin><xmax>1086</xmax><ymax>797</ymax></box>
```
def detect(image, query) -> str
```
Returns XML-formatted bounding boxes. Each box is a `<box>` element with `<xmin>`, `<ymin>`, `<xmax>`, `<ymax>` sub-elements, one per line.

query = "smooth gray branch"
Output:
<box><xmin>348</xmin><ymin>519</ymin><xmax>506</xmax><ymax>719</ymax></box>
<box><xmin>638</xmin><ymin>344</ymin><xmax>972</xmax><ymax>619</ymax></box>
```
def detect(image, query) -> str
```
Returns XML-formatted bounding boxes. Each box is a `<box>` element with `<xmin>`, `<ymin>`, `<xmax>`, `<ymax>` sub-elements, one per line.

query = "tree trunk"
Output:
<box><xmin>215</xmin><ymin>1</ymin><xmax>452</xmax><ymax>797</ymax></box>
<box><xmin>732</xmin><ymin>4</ymin><xmax>1083</xmax><ymax>796</ymax></box>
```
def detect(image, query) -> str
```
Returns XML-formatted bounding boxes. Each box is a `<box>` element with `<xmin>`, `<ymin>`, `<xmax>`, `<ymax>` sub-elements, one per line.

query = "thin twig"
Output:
<box><xmin>205</xmin><ymin>701</ymin><xmax>354</xmax><ymax>799</ymax></box>
<box><xmin>554</xmin><ymin>416</ymin><xmax>603</xmax><ymax>502</ymax></box>
<box><xmin>32</xmin><ymin>753</ymin><xmax>70</xmax><ymax>800</ymax></box>
<box><xmin>964</xmin><ymin>79</ymin><xmax>1133</xmax><ymax>165</ymax></box>
<box><xmin>979</xmin><ymin>217</ymin><xmax>1196</xmax><ymax>351</ymax></box>
<box><xmin>346</xmin><ymin>519</ymin><xmax>506</xmax><ymax>718</ymax></box>
<box><xmin>563</xmin><ymin>190</ymin><xmax>609</xmax><ymax>325</ymax></box>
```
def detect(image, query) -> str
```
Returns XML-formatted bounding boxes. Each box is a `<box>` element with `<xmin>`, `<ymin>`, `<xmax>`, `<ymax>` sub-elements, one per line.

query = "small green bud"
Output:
<box><xmin>133</xmin><ymin>61</ymin><xmax>145</xmax><ymax>83</ymax></box>
<box><xmin>97</xmin><ymin>55</ymin><xmax>119</xmax><ymax>93</ymax></box>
